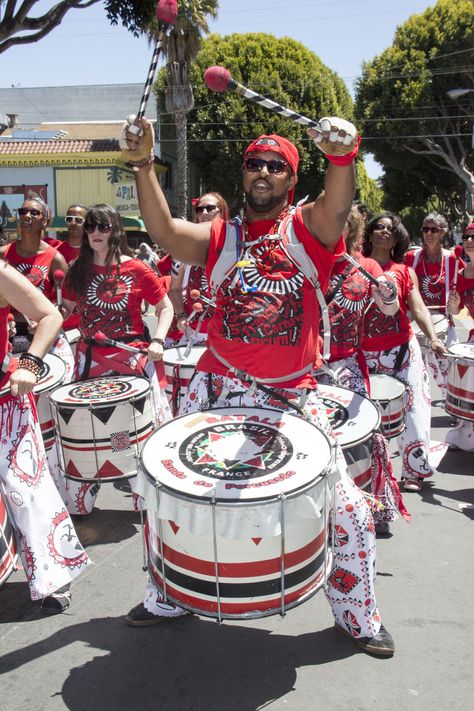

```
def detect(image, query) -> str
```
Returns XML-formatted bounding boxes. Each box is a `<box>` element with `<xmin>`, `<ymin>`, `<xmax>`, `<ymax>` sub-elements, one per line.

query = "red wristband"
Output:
<box><xmin>326</xmin><ymin>135</ymin><xmax>361</xmax><ymax>166</ymax></box>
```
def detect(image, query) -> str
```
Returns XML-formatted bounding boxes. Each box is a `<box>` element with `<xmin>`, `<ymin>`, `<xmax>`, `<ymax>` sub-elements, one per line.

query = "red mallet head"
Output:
<box><xmin>53</xmin><ymin>269</ymin><xmax>65</xmax><ymax>286</ymax></box>
<box><xmin>94</xmin><ymin>331</ymin><xmax>108</xmax><ymax>345</ymax></box>
<box><xmin>192</xmin><ymin>302</ymin><xmax>204</xmax><ymax>313</ymax></box>
<box><xmin>454</xmin><ymin>245</ymin><xmax>464</xmax><ymax>258</ymax></box>
<box><xmin>190</xmin><ymin>289</ymin><xmax>201</xmax><ymax>300</ymax></box>
<box><xmin>204</xmin><ymin>66</ymin><xmax>233</xmax><ymax>93</ymax></box>
<box><xmin>156</xmin><ymin>0</ymin><xmax>178</xmax><ymax>25</ymax></box>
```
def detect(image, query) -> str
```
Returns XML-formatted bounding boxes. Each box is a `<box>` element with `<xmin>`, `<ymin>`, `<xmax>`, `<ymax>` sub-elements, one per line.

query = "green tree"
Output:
<box><xmin>166</xmin><ymin>32</ymin><xmax>354</xmax><ymax>213</ymax></box>
<box><xmin>355</xmin><ymin>0</ymin><xmax>474</xmax><ymax>216</ymax></box>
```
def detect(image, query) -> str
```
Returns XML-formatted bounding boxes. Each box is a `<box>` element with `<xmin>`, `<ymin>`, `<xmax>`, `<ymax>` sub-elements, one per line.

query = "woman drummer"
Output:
<box><xmin>362</xmin><ymin>213</ymin><xmax>448</xmax><ymax>492</ymax></box>
<box><xmin>0</xmin><ymin>196</ymin><xmax>75</xmax><ymax>380</ymax></box>
<box><xmin>404</xmin><ymin>213</ymin><xmax>464</xmax><ymax>394</ymax></box>
<box><xmin>58</xmin><ymin>204</ymin><xmax>174</xmax><ymax>515</ymax></box>
<box><xmin>0</xmin><ymin>260</ymin><xmax>90</xmax><ymax>613</ymax></box>
<box><xmin>315</xmin><ymin>206</ymin><xmax>408</xmax><ymax>532</ymax></box>
<box><xmin>445</xmin><ymin>222</ymin><xmax>474</xmax><ymax>451</ymax></box>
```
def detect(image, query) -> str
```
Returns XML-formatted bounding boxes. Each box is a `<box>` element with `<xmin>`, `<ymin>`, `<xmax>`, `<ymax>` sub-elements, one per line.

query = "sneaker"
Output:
<box><xmin>41</xmin><ymin>587</ymin><xmax>71</xmax><ymax>615</ymax></box>
<box><xmin>125</xmin><ymin>601</ymin><xmax>191</xmax><ymax>627</ymax></box>
<box><xmin>335</xmin><ymin>622</ymin><xmax>395</xmax><ymax>657</ymax></box>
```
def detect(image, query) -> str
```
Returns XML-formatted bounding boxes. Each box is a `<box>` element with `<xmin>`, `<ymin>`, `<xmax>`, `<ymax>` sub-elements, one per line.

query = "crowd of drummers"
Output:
<box><xmin>0</xmin><ymin>116</ymin><xmax>473</xmax><ymax>657</ymax></box>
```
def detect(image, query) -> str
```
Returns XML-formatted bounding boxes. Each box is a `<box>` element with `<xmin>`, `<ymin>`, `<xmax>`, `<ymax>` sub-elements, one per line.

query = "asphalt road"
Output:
<box><xmin>1</xmin><ymin>317</ymin><xmax>472</xmax><ymax>711</ymax></box>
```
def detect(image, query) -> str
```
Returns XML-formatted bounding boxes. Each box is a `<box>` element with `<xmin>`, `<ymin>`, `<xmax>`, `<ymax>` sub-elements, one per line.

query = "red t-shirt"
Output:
<box><xmin>57</xmin><ymin>240</ymin><xmax>81</xmax><ymax>265</ymax></box>
<box><xmin>64</xmin><ymin>259</ymin><xmax>167</xmax><ymax>340</ymax></box>
<box><xmin>183</xmin><ymin>265</ymin><xmax>213</xmax><ymax>334</ymax></box>
<box><xmin>4</xmin><ymin>241</ymin><xmax>57</xmax><ymax>303</ymax></box>
<box><xmin>43</xmin><ymin>236</ymin><xmax>63</xmax><ymax>249</ymax></box>
<box><xmin>456</xmin><ymin>270</ymin><xmax>474</xmax><ymax>321</ymax></box>
<box><xmin>404</xmin><ymin>249</ymin><xmax>464</xmax><ymax>309</ymax></box>
<box><xmin>197</xmin><ymin>211</ymin><xmax>344</xmax><ymax>388</ymax></box>
<box><xmin>157</xmin><ymin>254</ymin><xmax>172</xmax><ymax>277</ymax></box>
<box><xmin>362</xmin><ymin>261</ymin><xmax>413</xmax><ymax>351</ymax></box>
<box><xmin>327</xmin><ymin>255</ymin><xmax>383</xmax><ymax>359</ymax></box>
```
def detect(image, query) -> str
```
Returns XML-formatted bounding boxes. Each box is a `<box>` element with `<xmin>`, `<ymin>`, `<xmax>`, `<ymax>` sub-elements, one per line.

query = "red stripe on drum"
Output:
<box><xmin>446</xmin><ymin>383</ymin><xmax>474</xmax><ymax>402</ymax></box>
<box><xmin>59</xmin><ymin>427</ymin><xmax>154</xmax><ymax>452</ymax></box>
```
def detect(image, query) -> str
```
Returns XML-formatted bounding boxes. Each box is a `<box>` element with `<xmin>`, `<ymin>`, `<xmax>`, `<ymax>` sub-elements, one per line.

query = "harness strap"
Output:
<box><xmin>209</xmin><ymin>344</ymin><xmax>313</xmax><ymax>384</ymax></box>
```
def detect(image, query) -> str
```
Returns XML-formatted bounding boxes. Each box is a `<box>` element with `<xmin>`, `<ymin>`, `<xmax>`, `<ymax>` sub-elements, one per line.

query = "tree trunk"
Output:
<box><xmin>174</xmin><ymin>112</ymin><xmax>188</xmax><ymax>219</ymax></box>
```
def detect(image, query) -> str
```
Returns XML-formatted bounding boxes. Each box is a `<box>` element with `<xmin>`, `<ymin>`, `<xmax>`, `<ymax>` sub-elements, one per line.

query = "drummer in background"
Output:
<box><xmin>57</xmin><ymin>203</ymin><xmax>88</xmax><ymax>333</ymax></box>
<box><xmin>404</xmin><ymin>213</ymin><xmax>464</xmax><ymax>395</ymax></box>
<box><xmin>0</xmin><ymin>260</ymin><xmax>90</xmax><ymax>613</ymax></box>
<box><xmin>315</xmin><ymin>206</ymin><xmax>408</xmax><ymax>534</ymax></box>
<box><xmin>445</xmin><ymin>222</ymin><xmax>474</xmax><ymax>451</ymax></box>
<box><xmin>121</xmin><ymin>115</ymin><xmax>396</xmax><ymax>657</ymax></box>
<box><xmin>0</xmin><ymin>197</ymin><xmax>75</xmax><ymax>380</ymax></box>
<box><xmin>169</xmin><ymin>193</ymin><xmax>230</xmax><ymax>346</ymax></box>
<box><xmin>58</xmin><ymin>204</ymin><xmax>174</xmax><ymax>515</ymax></box>
<box><xmin>362</xmin><ymin>213</ymin><xmax>448</xmax><ymax>492</ymax></box>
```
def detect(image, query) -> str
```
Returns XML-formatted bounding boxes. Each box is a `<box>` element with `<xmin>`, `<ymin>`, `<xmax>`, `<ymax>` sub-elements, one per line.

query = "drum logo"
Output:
<box><xmin>180</xmin><ymin>422</ymin><xmax>293</xmax><ymax>480</ymax></box>
<box><xmin>320</xmin><ymin>397</ymin><xmax>349</xmax><ymax>430</ymax></box>
<box><xmin>70</xmin><ymin>378</ymin><xmax>131</xmax><ymax>401</ymax></box>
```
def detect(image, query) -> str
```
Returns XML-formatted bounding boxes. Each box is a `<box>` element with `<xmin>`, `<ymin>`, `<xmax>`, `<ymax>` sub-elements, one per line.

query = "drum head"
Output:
<box><xmin>411</xmin><ymin>313</ymin><xmax>447</xmax><ymax>336</ymax></box>
<box><xmin>448</xmin><ymin>342</ymin><xmax>474</xmax><ymax>361</ymax></box>
<box><xmin>50</xmin><ymin>375</ymin><xmax>150</xmax><ymax>407</ymax></box>
<box><xmin>163</xmin><ymin>346</ymin><xmax>206</xmax><ymax>368</ymax></box>
<box><xmin>369</xmin><ymin>374</ymin><xmax>405</xmax><ymax>401</ymax></box>
<box><xmin>35</xmin><ymin>353</ymin><xmax>67</xmax><ymax>395</ymax></box>
<box><xmin>317</xmin><ymin>384</ymin><xmax>380</xmax><ymax>448</ymax></box>
<box><xmin>141</xmin><ymin>407</ymin><xmax>332</xmax><ymax>502</ymax></box>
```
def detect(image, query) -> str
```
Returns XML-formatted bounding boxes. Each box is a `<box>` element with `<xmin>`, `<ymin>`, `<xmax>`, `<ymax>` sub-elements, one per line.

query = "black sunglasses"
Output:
<box><xmin>462</xmin><ymin>233</ymin><xmax>474</xmax><ymax>241</ymax></box>
<box><xmin>244</xmin><ymin>157</ymin><xmax>290</xmax><ymax>175</ymax></box>
<box><xmin>85</xmin><ymin>223</ymin><xmax>112</xmax><ymax>234</ymax></box>
<box><xmin>18</xmin><ymin>207</ymin><xmax>43</xmax><ymax>217</ymax></box>
<box><xmin>65</xmin><ymin>215</ymin><xmax>85</xmax><ymax>225</ymax></box>
<box><xmin>373</xmin><ymin>223</ymin><xmax>393</xmax><ymax>233</ymax></box>
<box><xmin>195</xmin><ymin>205</ymin><xmax>219</xmax><ymax>215</ymax></box>
<box><xmin>422</xmin><ymin>226</ymin><xmax>442</xmax><ymax>234</ymax></box>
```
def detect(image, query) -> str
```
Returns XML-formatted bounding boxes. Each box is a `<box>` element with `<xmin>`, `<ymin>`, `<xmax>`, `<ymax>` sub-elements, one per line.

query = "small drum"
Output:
<box><xmin>35</xmin><ymin>353</ymin><xmax>67</xmax><ymax>452</ymax></box>
<box><xmin>0</xmin><ymin>490</ymin><xmax>18</xmax><ymax>587</ymax></box>
<box><xmin>50</xmin><ymin>375</ymin><xmax>155</xmax><ymax>481</ymax></box>
<box><xmin>139</xmin><ymin>407</ymin><xmax>334</xmax><ymax>620</ymax></box>
<box><xmin>369</xmin><ymin>374</ymin><xmax>406</xmax><ymax>439</ymax></box>
<box><xmin>411</xmin><ymin>313</ymin><xmax>448</xmax><ymax>348</ymax></box>
<box><xmin>163</xmin><ymin>346</ymin><xmax>206</xmax><ymax>414</ymax></box>
<box><xmin>317</xmin><ymin>384</ymin><xmax>380</xmax><ymax>491</ymax></box>
<box><xmin>445</xmin><ymin>343</ymin><xmax>474</xmax><ymax>421</ymax></box>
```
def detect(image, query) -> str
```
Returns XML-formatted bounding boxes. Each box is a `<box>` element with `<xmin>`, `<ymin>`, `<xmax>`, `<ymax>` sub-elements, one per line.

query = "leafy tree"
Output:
<box><xmin>161</xmin><ymin>32</ymin><xmax>354</xmax><ymax>213</ymax></box>
<box><xmin>355</xmin><ymin>0</ymin><xmax>474</xmax><ymax>218</ymax></box>
<box><xmin>355</xmin><ymin>162</ymin><xmax>384</xmax><ymax>215</ymax></box>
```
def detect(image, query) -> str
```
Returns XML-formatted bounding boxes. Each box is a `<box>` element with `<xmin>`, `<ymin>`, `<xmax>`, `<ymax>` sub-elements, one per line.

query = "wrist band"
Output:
<box><xmin>18</xmin><ymin>353</ymin><xmax>43</xmax><ymax>382</ymax></box>
<box><xmin>326</xmin><ymin>135</ymin><xmax>361</xmax><ymax>166</ymax></box>
<box><xmin>430</xmin><ymin>339</ymin><xmax>441</xmax><ymax>345</ymax></box>
<box><xmin>176</xmin><ymin>312</ymin><xmax>187</xmax><ymax>321</ymax></box>
<box><xmin>151</xmin><ymin>337</ymin><xmax>165</xmax><ymax>346</ymax></box>
<box><xmin>128</xmin><ymin>153</ymin><xmax>155</xmax><ymax>172</ymax></box>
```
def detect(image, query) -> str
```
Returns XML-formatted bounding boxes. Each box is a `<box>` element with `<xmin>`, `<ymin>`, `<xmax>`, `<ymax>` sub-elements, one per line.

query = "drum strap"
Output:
<box><xmin>390</xmin><ymin>342</ymin><xmax>409</xmax><ymax>373</ymax></box>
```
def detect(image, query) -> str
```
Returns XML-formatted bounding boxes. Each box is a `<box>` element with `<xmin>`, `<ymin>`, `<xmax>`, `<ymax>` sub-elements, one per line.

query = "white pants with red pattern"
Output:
<box><xmin>0</xmin><ymin>392</ymin><xmax>90</xmax><ymax>599</ymax></box>
<box><xmin>364</xmin><ymin>335</ymin><xmax>432</xmax><ymax>481</ymax></box>
<box><xmin>142</xmin><ymin>371</ymin><xmax>383</xmax><ymax>640</ymax></box>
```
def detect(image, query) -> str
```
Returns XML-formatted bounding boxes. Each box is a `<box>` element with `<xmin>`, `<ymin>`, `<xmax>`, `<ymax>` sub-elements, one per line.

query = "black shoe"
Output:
<box><xmin>125</xmin><ymin>601</ymin><xmax>190</xmax><ymax>627</ymax></box>
<box><xmin>41</xmin><ymin>586</ymin><xmax>71</xmax><ymax>615</ymax></box>
<box><xmin>335</xmin><ymin>622</ymin><xmax>395</xmax><ymax>657</ymax></box>
<box><xmin>375</xmin><ymin>521</ymin><xmax>390</xmax><ymax>536</ymax></box>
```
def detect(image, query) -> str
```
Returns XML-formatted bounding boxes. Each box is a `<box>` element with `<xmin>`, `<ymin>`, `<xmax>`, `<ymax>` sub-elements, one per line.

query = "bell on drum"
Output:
<box><xmin>0</xmin><ymin>491</ymin><xmax>18</xmax><ymax>587</ymax></box>
<box><xmin>445</xmin><ymin>343</ymin><xmax>474</xmax><ymax>421</ymax></box>
<box><xmin>138</xmin><ymin>407</ymin><xmax>335</xmax><ymax>621</ymax></box>
<box><xmin>163</xmin><ymin>346</ymin><xmax>206</xmax><ymax>415</ymax></box>
<box><xmin>368</xmin><ymin>374</ymin><xmax>406</xmax><ymax>439</ymax></box>
<box><xmin>50</xmin><ymin>375</ymin><xmax>156</xmax><ymax>482</ymax></box>
<box><xmin>317</xmin><ymin>384</ymin><xmax>380</xmax><ymax>491</ymax></box>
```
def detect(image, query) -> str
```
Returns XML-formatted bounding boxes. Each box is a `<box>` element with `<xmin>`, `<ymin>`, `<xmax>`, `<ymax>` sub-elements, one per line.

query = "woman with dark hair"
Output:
<box><xmin>361</xmin><ymin>213</ymin><xmax>448</xmax><ymax>492</ymax></box>
<box><xmin>169</xmin><ymin>192</ymin><xmax>230</xmax><ymax>346</ymax></box>
<box><xmin>58</xmin><ymin>204</ymin><xmax>174</xmax><ymax>514</ymax></box>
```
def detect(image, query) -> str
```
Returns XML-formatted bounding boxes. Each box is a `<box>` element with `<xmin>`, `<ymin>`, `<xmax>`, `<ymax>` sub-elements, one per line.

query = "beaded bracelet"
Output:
<box><xmin>21</xmin><ymin>352</ymin><xmax>44</xmax><ymax>368</ymax></box>
<box><xmin>17</xmin><ymin>354</ymin><xmax>42</xmax><ymax>382</ymax></box>
<box><xmin>128</xmin><ymin>153</ymin><xmax>155</xmax><ymax>172</ymax></box>
<box><xmin>151</xmin><ymin>337</ymin><xmax>165</xmax><ymax>347</ymax></box>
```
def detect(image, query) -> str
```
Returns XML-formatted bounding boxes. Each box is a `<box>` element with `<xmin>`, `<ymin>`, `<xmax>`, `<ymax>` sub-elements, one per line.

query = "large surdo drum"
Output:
<box><xmin>50</xmin><ymin>375</ymin><xmax>155</xmax><ymax>481</ymax></box>
<box><xmin>163</xmin><ymin>346</ymin><xmax>206</xmax><ymax>415</ymax></box>
<box><xmin>138</xmin><ymin>407</ymin><xmax>335</xmax><ymax>620</ymax></box>
<box><xmin>445</xmin><ymin>343</ymin><xmax>474</xmax><ymax>421</ymax></box>
<box><xmin>368</xmin><ymin>374</ymin><xmax>406</xmax><ymax>439</ymax></box>
<box><xmin>317</xmin><ymin>384</ymin><xmax>380</xmax><ymax>490</ymax></box>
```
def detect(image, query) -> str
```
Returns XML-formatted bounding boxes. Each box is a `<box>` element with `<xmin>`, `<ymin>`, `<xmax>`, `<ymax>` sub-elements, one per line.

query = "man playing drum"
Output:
<box><xmin>120</xmin><ymin>115</ymin><xmax>395</xmax><ymax>657</ymax></box>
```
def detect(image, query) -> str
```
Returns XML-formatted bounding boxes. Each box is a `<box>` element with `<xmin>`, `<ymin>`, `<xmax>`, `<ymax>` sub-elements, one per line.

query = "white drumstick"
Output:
<box><xmin>94</xmin><ymin>331</ymin><xmax>147</xmax><ymax>355</ymax></box>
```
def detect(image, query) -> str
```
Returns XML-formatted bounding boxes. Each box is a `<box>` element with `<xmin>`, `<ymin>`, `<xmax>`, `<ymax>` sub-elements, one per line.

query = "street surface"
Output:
<box><xmin>1</xmin><ymin>316</ymin><xmax>472</xmax><ymax>710</ymax></box>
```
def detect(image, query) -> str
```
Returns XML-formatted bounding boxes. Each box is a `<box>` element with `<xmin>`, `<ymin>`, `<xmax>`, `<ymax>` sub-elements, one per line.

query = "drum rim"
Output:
<box><xmin>140</xmin><ymin>405</ymin><xmax>334</xmax><ymax>504</ymax></box>
<box><xmin>447</xmin><ymin>343</ymin><xmax>474</xmax><ymax>361</ymax></box>
<box><xmin>163</xmin><ymin>345</ymin><xmax>206</xmax><ymax>364</ymax></box>
<box><xmin>317</xmin><ymin>383</ymin><xmax>381</xmax><ymax>446</ymax></box>
<box><xmin>368</xmin><ymin>373</ymin><xmax>406</xmax><ymax>400</ymax></box>
<box><xmin>49</xmin><ymin>374</ymin><xmax>151</xmax><ymax>406</ymax></box>
<box><xmin>34</xmin><ymin>353</ymin><xmax>67</xmax><ymax>395</ymax></box>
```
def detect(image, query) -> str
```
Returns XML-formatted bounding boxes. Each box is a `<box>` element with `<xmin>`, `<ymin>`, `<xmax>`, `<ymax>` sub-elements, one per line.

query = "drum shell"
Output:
<box><xmin>163</xmin><ymin>346</ymin><xmax>205</xmax><ymax>415</ymax></box>
<box><xmin>139</xmin><ymin>406</ymin><xmax>333</xmax><ymax>619</ymax></box>
<box><xmin>0</xmin><ymin>491</ymin><xmax>18</xmax><ymax>587</ymax></box>
<box><xmin>368</xmin><ymin>374</ymin><xmax>406</xmax><ymax>439</ymax></box>
<box><xmin>445</xmin><ymin>344</ymin><xmax>474</xmax><ymax>421</ymax></box>
<box><xmin>51</xmin><ymin>376</ymin><xmax>155</xmax><ymax>481</ymax></box>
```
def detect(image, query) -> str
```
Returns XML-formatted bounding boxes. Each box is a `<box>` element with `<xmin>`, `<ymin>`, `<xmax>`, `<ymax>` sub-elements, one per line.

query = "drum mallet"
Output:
<box><xmin>94</xmin><ymin>331</ymin><xmax>148</xmax><ymax>355</ymax></box>
<box><xmin>452</xmin><ymin>245</ymin><xmax>464</xmax><ymax>290</ymax></box>
<box><xmin>127</xmin><ymin>0</ymin><xmax>178</xmax><ymax>136</ymax></box>
<box><xmin>53</xmin><ymin>269</ymin><xmax>65</xmax><ymax>309</ymax></box>
<box><xmin>343</xmin><ymin>253</ymin><xmax>398</xmax><ymax>303</ymax></box>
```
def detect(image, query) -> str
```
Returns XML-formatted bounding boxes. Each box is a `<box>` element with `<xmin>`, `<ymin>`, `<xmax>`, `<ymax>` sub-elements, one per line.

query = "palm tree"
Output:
<box><xmin>150</xmin><ymin>0</ymin><xmax>219</xmax><ymax>218</ymax></box>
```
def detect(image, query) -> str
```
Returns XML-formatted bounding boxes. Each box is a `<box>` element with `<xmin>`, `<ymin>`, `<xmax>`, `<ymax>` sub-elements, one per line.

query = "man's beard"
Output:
<box><xmin>244</xmin><ymin>187</ymin><xmax>288</xmax><ymax>214</ymax></box>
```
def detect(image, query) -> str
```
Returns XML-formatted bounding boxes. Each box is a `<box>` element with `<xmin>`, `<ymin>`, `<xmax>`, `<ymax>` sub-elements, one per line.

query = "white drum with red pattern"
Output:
<box><xmin>0</xmin><ymin>490</ymin><xmax>17</xmax><ymax>587</ymax></box>
<box><xmin>35</xmin><ymin>353</ymin><xmax>67</xmax><ymax>452</ymax></box>
<box><xmin>369</xmin><ymin>374</ymin><xmax>406</xmax><ymax>438</ymax></box>
<box><xmin>163</xmin><ymin>346</ymin><xmax>206</xmax><ymax>415</ymax></box>
<box><xmin>317</xmin><ymin>384</ymin><xmax>380</xmax><ymax>491</ymax></box>
<box><xmin>445</xmin><ymin>343</ymin><xmax>474</xmax><ymax>421</ymax></box>
<box><xmin>50</xmin><ymin>375</ymin><xmax>155</xmax><ymax>481</ymax></box>
<box><xmin>138</xmin><ymin>407</ymin><xmax>333</xmax><ymax>620</ymax></box>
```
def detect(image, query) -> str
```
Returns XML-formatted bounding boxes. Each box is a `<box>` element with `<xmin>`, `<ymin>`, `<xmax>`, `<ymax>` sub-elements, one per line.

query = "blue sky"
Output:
<box><xmin>0</xmin><ymin>0</ymin><xmax>439</xmax><ymax>177</ymax></box>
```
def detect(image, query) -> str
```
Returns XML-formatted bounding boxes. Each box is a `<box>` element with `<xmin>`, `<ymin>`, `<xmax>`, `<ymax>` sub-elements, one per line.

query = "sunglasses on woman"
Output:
<box><xmin>422</xmin><ymin>226</ymin><xmax>441</xmax><ymax>234</ymax></box>
<box><xmin>462</xmin><ymin>233</ymin><xmax>474</xmax><ymax>241</ymax></box>
<box><xmin>195</xmin><ymin>205</ymin><xmax>219</xmax><ymax>215</ymax></box>
<box><xmin>65</xmin><ymin>216</ymin><xmax>85</xmax><ymax>225</ymax></box>
<box><xmin>244</xmin><ymin>157</ymin><xmax>290</xmax><ymax>175</ymax></box>
<box><xmin>18</xmin><ymin>207</ymin><xmax>43</xmax><ymax>217</ymax></box>
<box><xmin>85</xmin><ymin>223</ymin><xmax>112</xmax><ymax>234</ymax></box>
<box><xmin>373</xmin><ymin>223</ymin><xmax>393</xmax><ymax>233</ymax></box>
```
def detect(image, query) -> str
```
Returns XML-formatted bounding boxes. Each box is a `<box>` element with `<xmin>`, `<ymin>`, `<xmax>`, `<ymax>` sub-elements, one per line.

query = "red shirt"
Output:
<box><xmin>3</xmin><ymin>241</ymin><xmax>57</xmax><ymax>303</ymax></box>
<box><xmin>157</xmin><ymin>255</ymin><xmax>172</xmax><ymax>276</ymax></box>
<box><xmin>183</xmin><ymin>265</ymin><xmax>213</xmax><ymax>334</ymax></box>
<box><xmin>327</xmin><ymin>255</ymin><xmax>383</xmax><ymax>359</ymax></box>
<box><xmin>362</xmin><ymin>261</ymin><xmax>413</xmax><ymax>351</ymax></box>
<box><xmin>64</xmin><ymin>259</ymin><xmax>167</xmax><ymax>340</ymax></box>
<box><xmin>197</xmin><ymin>211</ymin><xmax>344</xmax><ymax>388</ymax></box>
<box><xmin>57</xmin><ymin>240</ymin><xmax>81</xmax><ymax>265</ymax></box>
<box><xmin>404</xmin><ymin>248</ymin><xmax>464</xmax><ymax>308</ymax></box>
<box><xmin>456</xmin><ymin>270</ymin><xmax>474</xmax><ymax>322</ymax></box>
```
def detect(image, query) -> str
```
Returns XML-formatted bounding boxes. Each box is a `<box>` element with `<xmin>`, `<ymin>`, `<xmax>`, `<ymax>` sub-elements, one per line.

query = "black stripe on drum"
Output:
<box><xmin>56</xmin><ymin>422</ymin><xmax>154</xmax><ymax>445</ymax></box>
<box><xmin>446</xmin><ymin>395</ymin><xmax>474</xmax><ymax>412</ymax></box>
<box><xmin>149</xmin><ymin>546</ymin><xmax>326</xmax><ymax>599</ymax></box>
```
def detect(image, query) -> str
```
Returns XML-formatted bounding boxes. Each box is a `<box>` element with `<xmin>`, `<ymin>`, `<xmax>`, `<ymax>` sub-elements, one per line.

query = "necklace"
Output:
<box><xmin>421</xmin><ymin>250</ymin><xmax>444</xmax><ymax>285</ymax></box>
